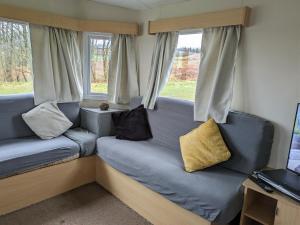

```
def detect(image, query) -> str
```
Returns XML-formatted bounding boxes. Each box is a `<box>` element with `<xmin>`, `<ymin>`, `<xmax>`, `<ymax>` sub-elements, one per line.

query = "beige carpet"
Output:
<box><xmin>0</xmin><ymin>183</ymin><xmax>152</xmax><ymax>225</ymax></box>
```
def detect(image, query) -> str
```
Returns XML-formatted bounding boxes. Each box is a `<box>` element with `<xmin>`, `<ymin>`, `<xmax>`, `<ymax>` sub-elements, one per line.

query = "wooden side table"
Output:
<box><xmin>240</xmin><ymin>179</ymin><xmax>300</xmax><ymax>225</ymax></box>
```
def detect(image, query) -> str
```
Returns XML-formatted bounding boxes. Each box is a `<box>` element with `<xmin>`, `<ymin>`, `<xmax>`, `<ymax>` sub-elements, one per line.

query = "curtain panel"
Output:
<box><xmin>107</xmin><ymin>34</ymin><xmax>139</xmax><ymax>105</ymax></box>
<box><xmin>30</xmin><ymin>25</ymin><xmax>83</xmax><ymax>105</ymax></box>
<box><xmin>194</xmin><ymin>26</ymin><xmax>241</xmax><ymax>123</ymax></box>
<box><xmin>142</xmin><ymin>32</ymin><xmax>179</xmax><ymax>109</ymax></box>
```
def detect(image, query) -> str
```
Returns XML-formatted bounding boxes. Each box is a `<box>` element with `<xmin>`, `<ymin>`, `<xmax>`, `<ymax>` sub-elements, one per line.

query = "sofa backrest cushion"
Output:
<box><xmin>0</xmin><ymin>94</ymin><xmax>80</xmax><ymax>141</ymax></box>
<box><xmin>130</xmin><ymin>97</ymin><xmax>274</xmax><ymax>174</ymax></box>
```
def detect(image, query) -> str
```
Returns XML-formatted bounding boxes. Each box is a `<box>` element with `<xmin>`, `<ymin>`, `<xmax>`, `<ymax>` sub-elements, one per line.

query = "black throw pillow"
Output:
<box><xmin>112</xmin><ymin>105</ymin><xmax>152</xmax><ymax>141</ymax></box>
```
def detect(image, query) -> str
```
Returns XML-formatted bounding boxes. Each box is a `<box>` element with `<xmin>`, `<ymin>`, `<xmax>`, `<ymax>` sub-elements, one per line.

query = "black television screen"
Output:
<box><xmin>287</xmin><ymin>104</ymin><xmax>300</xmax><ymax>174</ymax></box>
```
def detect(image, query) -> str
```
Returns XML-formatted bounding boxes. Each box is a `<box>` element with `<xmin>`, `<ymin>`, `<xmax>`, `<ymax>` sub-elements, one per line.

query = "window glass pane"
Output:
<box><xmin>89</xmin><ymin>36</ymin><xmax>111</xmax><ymax>94</ymax></box>
<box><xmin>161</xmin><ymin>33</ymin><xmax>202</xmax><ymax>101</ymax></box>
<box><xmin>0</xmin><ymin>20</ymin><xmax>33</xmax><ymax>95</ymax></box>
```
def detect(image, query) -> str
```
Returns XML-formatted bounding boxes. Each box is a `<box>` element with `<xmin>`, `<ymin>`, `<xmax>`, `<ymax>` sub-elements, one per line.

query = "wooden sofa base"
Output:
<box><xmin>0</xmin><ymin>156</ymin><xmax>96</xmax><ymax>216</ymax></box>
<box><xmin>95</xmin><ymin>157</ymin><xmax>213</xmax><ymax>225</ymax></box>
<box><xmin>0</xmin><ymin>155</ymin><xmax>215</xmax><ymax>225</ymax></box>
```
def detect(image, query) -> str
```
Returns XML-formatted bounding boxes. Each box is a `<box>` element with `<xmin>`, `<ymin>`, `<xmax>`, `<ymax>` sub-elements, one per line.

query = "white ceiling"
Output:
<box><xmin>91</xmin><ymin>0</ymin><xmax>189</xmax><ymax>10</ymax></box>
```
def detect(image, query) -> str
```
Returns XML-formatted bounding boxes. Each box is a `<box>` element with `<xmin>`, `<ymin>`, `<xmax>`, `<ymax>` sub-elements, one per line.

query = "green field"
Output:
<box><xmin>91</xmin><ymin>82</ymin><xmax>107</xmax><ymax>94</ymax></box>
<box><xmin>91</xmin><ymin>80</ymin><xmax>196</xmax><ymax>101</ymax></box>
<box><xmin>0</xmin><ymin>82</ymin><xmax>33</xmax><ymax>95</ymax></box>
<box><xmin>0</xmin><ymin>80</ymin><xmax>196</xmax><ymax>101</ymax></box>
<box><xmin>0</xmin><ymin>82</ymin><xmax>108</xmax><ymax>95</ymax></box>
<box><xmin>161</xmin><ymin>80</ymin><xmax>196</xmax><ymax>101</ymax></box>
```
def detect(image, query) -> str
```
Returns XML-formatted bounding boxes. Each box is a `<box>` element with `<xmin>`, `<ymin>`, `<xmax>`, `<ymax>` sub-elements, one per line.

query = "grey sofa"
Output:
<box><xmin>97</xmin><ymin>97</ymin><xmax>274</xmax><ymax>225</ymax></box>
<box><xmin>0</xmin><ymin>94</ymin><xmax>97</xmax><ymax>179</ymax></box>
<box><xmin>0</xmin><ymin>94</ymin><xmax>274</xmax><ymax>225</ymax></box>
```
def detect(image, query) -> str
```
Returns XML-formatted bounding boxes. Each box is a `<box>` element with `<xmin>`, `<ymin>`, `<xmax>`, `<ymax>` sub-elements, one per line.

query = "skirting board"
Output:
<box><xmin>0</xmin><ymin>156</ymin><xmax>96</xmax><ymax>216</ymax></box>
<box><xmin>95</xmin><ymin>157</ymin><xmax>213</xmax><ymax>225</ymax></box>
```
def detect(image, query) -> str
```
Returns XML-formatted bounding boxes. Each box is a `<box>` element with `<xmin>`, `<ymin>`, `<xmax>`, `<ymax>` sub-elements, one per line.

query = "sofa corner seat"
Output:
<box><xmin>0</xmin><ymin>94</ymin><xmax>97</xmax><ymax>179</ymax></box>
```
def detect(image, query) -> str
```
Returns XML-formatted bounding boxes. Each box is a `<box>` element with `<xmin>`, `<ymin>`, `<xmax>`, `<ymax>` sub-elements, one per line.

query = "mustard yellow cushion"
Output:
<box><xmin>179</xmin><ymin>118</ymin><xmax>231</xmax><ymax>172</ymax></box>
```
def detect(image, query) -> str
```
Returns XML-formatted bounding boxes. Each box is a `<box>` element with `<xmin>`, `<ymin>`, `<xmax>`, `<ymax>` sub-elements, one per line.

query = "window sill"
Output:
<box><xmin>83</xmin><ymin>94</ymin><xmax>107</xmax><ymax>101</ymax></box>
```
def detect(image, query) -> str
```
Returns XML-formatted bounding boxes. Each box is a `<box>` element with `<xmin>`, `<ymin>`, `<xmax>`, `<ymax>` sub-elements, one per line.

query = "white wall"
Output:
<box><xmin>0</xmin><ymin>0</ymin><xmax>139</xmax><ymax>21</ymax></box>
<box><xmin>136</xmin><ymin>0</ymin><xmax>300</xmax><ymax>169</ymax></box>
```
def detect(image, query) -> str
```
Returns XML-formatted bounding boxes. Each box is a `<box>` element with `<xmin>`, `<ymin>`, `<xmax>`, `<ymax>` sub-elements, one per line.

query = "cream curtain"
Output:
<box><xmin>30</xmin><ymin>25</ymin><xmax>83</xmax><ymax>105</ymax></box>
<box><xmin>108</xmin><ymin>34</ymin><xmax>139</xmax><ymax>104</ymax></box>
<box><xmin>194</xmin><ymin>26</ymin><xmax>241</xmax><ymax>123</ymax></box>
<box><xmin>142</xmin><ymin>32</ymin><xmax>179</xmax><ymax>109</ymax></box>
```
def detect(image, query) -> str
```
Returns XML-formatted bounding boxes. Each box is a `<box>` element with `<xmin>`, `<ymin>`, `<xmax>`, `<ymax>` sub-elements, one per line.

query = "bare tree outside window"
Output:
<box><xmin>0</xmin><ymin>20</ymin><xmax>33</xmax><ymax>95</ymax></box>
<box><xmin>89</xmin><ymin>36</ymin><xmax>111</xmax><ymax>94</ymax></box>
<box><xmin>161</xmin><ymin>33</ymin><xmax>202</xmax><ymax>101</ymax></box>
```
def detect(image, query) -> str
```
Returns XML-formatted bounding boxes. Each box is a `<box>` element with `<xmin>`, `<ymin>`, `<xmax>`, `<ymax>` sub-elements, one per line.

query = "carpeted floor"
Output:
<box><xmin>0</xmin><ymin>183</ymin><xmax>152</xmax><ymax>225</ymax></box>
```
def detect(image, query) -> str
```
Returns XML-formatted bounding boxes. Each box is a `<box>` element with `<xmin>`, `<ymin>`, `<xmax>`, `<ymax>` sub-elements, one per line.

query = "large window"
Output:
<box><xmin>83</xmin><ymin>33</ymin><xmax>111</xmax><ymax>99</ymax></box>
<box><xmin>0</xmin><ymin>19</ymin><xmax>33</xmax><ymax>95</ymax></box>
<box><xmin>160</xmin><ymin>32</ymin><xmax>202</xmax><ymax>101</ymax></box>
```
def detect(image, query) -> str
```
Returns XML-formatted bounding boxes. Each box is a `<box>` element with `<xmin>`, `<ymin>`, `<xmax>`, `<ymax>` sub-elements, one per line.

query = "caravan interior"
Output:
<box><xmin>0</xmin><ymin>1</ymin><xmax>299</xmax><ymax>225</ymax></box>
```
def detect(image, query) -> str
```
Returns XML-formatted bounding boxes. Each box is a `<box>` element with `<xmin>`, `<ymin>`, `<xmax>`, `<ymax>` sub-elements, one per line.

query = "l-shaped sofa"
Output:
<box><xmin>0</xmin><ymin>94</ymin><xmax>274</xmax><ymax>225</ymax></box>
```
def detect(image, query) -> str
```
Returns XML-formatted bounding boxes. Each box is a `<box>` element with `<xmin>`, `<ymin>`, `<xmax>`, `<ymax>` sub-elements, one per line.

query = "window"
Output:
<box><xmin>83</xmin><ymin>33</ymin><xmax>111</xmax><ymax>99</ymax></box>
<box><xmin>0</xmin><ymin>19</ymin><xmax>33</xmax><ymax>95</ymax></box>
<box><xmin>160</xmin><ymin>32</ymin><xmax>202</xmax><ymax>101</ymax></box>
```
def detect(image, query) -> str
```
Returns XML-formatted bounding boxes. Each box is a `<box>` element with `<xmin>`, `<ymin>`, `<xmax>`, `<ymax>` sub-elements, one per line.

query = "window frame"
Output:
<box><xmin>82</xmin><ymin>32</ymin><xmax>112</xmax><ymax>100</ymax></box>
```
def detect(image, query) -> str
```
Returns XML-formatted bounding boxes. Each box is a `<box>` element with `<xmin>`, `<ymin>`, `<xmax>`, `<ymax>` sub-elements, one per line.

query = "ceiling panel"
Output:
<box><xmin>91</xmin><ymin>0</ymin><xmax>189</xmax><ymax>10</ymax></box>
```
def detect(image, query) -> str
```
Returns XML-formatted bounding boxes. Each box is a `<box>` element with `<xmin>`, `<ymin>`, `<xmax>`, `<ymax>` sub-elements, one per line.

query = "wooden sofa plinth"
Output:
<box><xmin>0</xmin><ymin>156</ymin><xmax>95</xmax><ymax>216</ymax></box>
<box><xmin>95</xmin><ymin>157</ymin><xmax>213</xmax><ymax>225</ymax></box>
<box><xmin>0</xmin><ymin>155</ymin><xmax>216</xmax><ymax>225</ymax></box>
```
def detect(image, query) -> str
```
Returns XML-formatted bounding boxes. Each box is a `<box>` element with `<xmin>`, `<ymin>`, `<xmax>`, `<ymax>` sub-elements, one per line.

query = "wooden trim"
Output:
<box><xmin>95</xmin><ymin>157</ymin><xmax>212</xmax><ymax>225</ymax></box>
<box><xmin>148</xmin><ymin>7</ymin><xmax>251</xmax><ymax>34</ymax></box>
<box><xmin>0</xmin><ymin>4</ymin><xmax>139</xmax><ymax>35</ymax></box>
<box><xmin>78</xmin><ymin>20</ymin><xmax>138</xmax><ymax>35</ymax></box>
<box><xmin>0</xmin><ymin>156</ymin><xmax>96</xmax><ymax>216</ymax></box>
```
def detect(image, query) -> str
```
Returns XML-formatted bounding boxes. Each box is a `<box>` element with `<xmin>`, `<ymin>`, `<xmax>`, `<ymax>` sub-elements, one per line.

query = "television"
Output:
<box><xmin>287</xmin><ymin>103</ymin><xmax>300</xmax><ymax>174</ymax></box>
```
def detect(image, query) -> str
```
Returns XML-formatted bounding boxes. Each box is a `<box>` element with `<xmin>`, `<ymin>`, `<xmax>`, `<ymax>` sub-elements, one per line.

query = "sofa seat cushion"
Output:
<box><xmin>0</xmin><ymin>136</ymin><xmax>80</xmax><ymax>179</ymax></box>
<box><xmin>64</xmin><ymin>128</ymin><xmax>97</xmax><ymax>156</ymax></box>
<box><xmin>97</xmin><ymin>136</ymin><xmax>247</xmax><ymax>225</ymax></box>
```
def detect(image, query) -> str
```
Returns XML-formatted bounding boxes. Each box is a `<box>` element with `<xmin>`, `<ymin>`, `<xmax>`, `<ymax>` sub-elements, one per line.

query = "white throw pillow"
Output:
<box><xmin>22</xmin><ymin>102</ymin><xmax>73</xmax><ymax>140</ymax></box>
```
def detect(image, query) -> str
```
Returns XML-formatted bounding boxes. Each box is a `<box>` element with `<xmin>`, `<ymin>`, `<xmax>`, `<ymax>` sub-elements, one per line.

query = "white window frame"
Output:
<box><xmin>82</xmin><ymin>32</ymin><xmax>112</xmax><ymax>100</ymax></box>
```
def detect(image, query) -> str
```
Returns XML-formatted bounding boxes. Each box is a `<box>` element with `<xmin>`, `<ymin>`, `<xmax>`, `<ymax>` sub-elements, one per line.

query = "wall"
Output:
<box><xmin>136</xmin><ymin>0</ymin><xmax>300</xmax><ymax>169</ymax></box>
<box><xmin>0</xmin><ymin>0</ymin><xmax>139</xmax><ymax>22</ymax></box>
